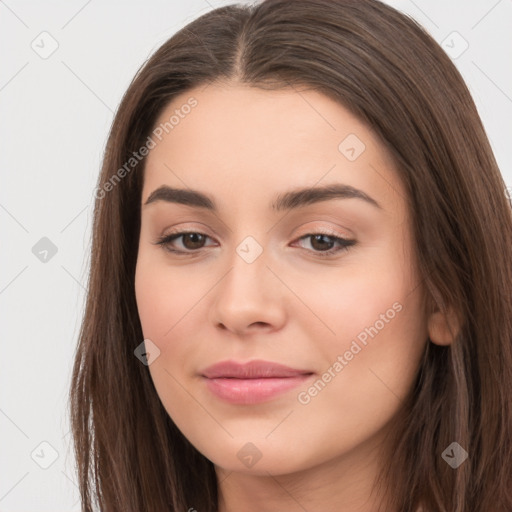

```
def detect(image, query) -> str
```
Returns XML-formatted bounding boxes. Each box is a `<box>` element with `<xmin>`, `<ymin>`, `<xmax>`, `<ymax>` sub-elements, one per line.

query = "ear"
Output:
<box><xmin>427</xmin><ymin>307</ymin><xmax>460</xmax><ymax>346</ymax></box>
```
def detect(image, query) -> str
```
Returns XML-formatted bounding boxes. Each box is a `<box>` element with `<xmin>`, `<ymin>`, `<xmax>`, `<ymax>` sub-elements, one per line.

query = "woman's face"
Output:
<box><xmin>135</xmin><ymin>83</ymin><xmax>429</xmax><ymax>478</ymax></box>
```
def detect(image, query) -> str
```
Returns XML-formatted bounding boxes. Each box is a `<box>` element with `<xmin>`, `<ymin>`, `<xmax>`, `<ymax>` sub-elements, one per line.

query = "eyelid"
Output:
<box><xmin>294</xmin><ymin>224</ymin><xmax>350</xmax><ymax>238</ymax></box>
<box><xmin>156</xmin><ymin>222</ymin><xmax>217</xmax><ymax>241</ymax></box>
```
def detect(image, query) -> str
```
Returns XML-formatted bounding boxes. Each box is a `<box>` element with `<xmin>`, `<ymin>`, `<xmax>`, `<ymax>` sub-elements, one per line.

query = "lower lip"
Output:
<box><xmin>203</xmin><ymin>375</ymin><xmax>313</xmax><ymax>405</ymax></box>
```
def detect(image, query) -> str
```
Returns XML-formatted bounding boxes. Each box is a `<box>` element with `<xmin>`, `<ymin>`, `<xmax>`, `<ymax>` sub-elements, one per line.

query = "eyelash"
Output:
<box><xmin>153</xmin><ymin>229</ymin><xmax>356</xmax><ymax>258</ymax></box>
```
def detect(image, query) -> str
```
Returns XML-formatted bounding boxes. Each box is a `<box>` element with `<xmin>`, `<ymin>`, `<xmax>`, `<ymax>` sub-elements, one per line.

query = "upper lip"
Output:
<box><xmin>201</xmin><ymin>359</ymin><xmax>313</xmax><ymax>379</ymax></box>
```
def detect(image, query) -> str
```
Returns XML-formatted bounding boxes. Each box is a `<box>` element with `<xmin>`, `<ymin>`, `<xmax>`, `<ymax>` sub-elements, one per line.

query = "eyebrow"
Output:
<box><xmin>143</xmin><ymin>183</ymin><xmax>382</xmax><ymax>211</ymax></box>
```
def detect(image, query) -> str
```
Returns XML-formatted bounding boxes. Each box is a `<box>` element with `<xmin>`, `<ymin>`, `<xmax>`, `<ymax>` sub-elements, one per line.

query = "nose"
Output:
<box><xmin>209</xmin><ymin>245</ymin><xmax>287</xmax><ymax>337</ymax></box>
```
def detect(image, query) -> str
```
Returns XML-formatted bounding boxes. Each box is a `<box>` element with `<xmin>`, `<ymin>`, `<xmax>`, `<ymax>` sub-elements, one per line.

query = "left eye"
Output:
<box><xmin>293</xmin><ymin>233</ymin><xmax>356</xmax><ymax>256</ymax></box>
<box><xmin>154</xmin><ymin>231</ymin><xmax>356</xmax><ymax>257</ymax></box>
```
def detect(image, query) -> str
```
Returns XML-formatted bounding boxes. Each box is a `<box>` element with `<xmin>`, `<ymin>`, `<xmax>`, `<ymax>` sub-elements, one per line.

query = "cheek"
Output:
<box><xmin>291</xmin><ymin>281</ymin><xmax>426</xmax><ymax>457</ymax></box>
<box><xmin>135</xmin><ymin>253</ymin><xmax>202</xmax><ymax>340</ymax></box>
<box><xmin>283</xmin><ymin>246</ymin><xmax>421</xmax><ymax>354</ymax></box>
<box><xmin>134</xmin><ymin>257</ymin><xmax>205</xmax><ymax>421</ymax></box>
<box><xmin>134</xmin><ymin>253</ymin><xmax>218</xmax><ymax>385</ymax></box>
<box><xmin>288</xmin><ymin>245</ymin><xmax>427</xmax><ymax>404</ymax></box>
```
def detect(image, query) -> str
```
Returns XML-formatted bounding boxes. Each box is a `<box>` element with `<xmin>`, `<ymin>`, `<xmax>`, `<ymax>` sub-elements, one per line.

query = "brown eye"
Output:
<box><xmin>310</xmin><ymin>234</ymin><xmax>336</xmax><ymax>251</ymax></box>
<box><xmin>154</xmin><ymin>231</ymin><xmax>216</xmax><ymax>254</ymax></box>
<box><xmin>179</xmin><ymin>233</ymin><xmax>207</xmax><ymax>250</ymax></box>
<box><xmin>294</xmin><ymin>233</ymin><xmax>356</xmax><ymax>257</ymax></box>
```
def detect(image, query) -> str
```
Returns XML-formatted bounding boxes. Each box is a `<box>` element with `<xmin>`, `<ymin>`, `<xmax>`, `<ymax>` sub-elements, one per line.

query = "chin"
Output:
<box><xmin>198</xmin><ymin>437</ymin><xmax>321</xmax><ymax>477</ymax></box>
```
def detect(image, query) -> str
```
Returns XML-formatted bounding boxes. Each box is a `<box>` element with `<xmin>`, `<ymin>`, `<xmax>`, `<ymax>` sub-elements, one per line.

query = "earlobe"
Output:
<box><xmin>427</xmin><ymin>308</ymin><xmax>460</xmax><ymax>346</ymax></box>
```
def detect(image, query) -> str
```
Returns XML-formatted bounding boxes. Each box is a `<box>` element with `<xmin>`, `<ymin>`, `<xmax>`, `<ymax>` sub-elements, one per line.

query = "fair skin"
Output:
<box><xmin>135</xmin><ymin>82</ymin><xmax>454</xmax><ymax>512</ymax></box>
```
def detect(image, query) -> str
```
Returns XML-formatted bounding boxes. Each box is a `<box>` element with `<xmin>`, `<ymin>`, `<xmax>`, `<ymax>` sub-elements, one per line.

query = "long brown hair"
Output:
<box><xmin>69</xmin><ymin>0</ymin><xmax>512</xmax><ymax>510</ymax></box>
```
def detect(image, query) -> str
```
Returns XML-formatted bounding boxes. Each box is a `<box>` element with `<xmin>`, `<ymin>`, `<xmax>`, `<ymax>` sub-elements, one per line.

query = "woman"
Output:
<box><xmin>69</xmin><ymin>0</ymin><xmax>512</xmax><ymax>510</ymax></box>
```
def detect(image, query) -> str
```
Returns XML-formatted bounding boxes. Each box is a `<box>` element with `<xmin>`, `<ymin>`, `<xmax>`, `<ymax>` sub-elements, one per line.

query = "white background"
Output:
<box><xmin>1</xmin><ymin>0</ymin><xmax>511</xmax><ymax>510</ymax></box>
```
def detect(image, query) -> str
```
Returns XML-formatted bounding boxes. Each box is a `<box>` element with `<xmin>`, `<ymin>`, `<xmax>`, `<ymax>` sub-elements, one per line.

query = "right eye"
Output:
<box><xmin>153</xmin><ymin>231</ymin><xmax>218</xmax><ymax>254</ymax></box>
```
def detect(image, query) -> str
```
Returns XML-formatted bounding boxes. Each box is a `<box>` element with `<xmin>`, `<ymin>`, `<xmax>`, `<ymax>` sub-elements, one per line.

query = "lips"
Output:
<box><xmin>200</xmin><ymin>359</ymin><xmax>314</xmax><ymax>405</ymax></box>
<box><xmin>201</xmin><ymin>359</ymin><xmax>313</xmax><ymax>379</ymax></box>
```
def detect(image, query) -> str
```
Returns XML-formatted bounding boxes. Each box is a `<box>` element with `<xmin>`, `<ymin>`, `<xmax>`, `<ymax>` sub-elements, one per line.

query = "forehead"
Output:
<box><xmin>141</xmin><ymin>83</ymin><xmax>405</xmax><ymax>216</ymax></box>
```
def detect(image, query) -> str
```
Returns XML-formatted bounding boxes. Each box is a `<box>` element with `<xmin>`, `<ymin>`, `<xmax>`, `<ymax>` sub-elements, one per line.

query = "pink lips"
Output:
<box><xmin>201</xmin><ymin>359</ymin><xmax>314</xmax><ymax>405</ymax></box>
